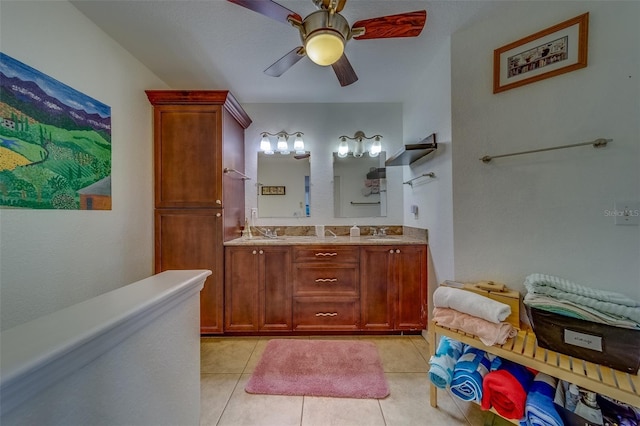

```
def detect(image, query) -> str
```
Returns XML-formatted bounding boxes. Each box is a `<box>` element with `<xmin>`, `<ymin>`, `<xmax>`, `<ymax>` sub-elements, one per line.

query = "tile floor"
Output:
<box><xmin>200</xmin><ymin>335</ymin><xmax>494</xmax><ymax>426</ymax></box>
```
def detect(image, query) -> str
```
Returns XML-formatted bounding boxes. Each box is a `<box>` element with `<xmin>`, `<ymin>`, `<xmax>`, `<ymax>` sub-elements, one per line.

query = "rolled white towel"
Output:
<box><xmin>433</xmin><ymin>286</ymin><xmax>511</xmax><ymax>324</ymax></box>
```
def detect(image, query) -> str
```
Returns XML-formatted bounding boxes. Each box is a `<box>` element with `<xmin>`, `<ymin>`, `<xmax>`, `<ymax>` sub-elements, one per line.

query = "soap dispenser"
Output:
<box><xmin>350</xmin><ymin>225</ymin><xmax>360</xmax><ymax>238</ymax></box>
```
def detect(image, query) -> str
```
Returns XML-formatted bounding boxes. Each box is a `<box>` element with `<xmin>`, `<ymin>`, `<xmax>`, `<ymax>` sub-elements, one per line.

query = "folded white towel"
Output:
<box><xmin>433</xmin><ymin>286</ymin><xmax>511</xmax><ymax>324</ymax></box>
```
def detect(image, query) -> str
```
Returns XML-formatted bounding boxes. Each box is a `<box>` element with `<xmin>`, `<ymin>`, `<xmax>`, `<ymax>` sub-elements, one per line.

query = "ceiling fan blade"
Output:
<box><xmin>352</xmin><ymin>10</ymin><xmax>426</xmax><ymax>40</ymax></box>
<box><xmin>331</xmin><ymin>55</ymin><xmax>358</xmax><ymax>87</ymax></box>
<box><xmin>227</xmin><ymin>0</ymin><xmax>302</xmax><ymax>25</ymax></box>
<box><xmin>264</xmin><ymin>47</ymin><xmax>306</xmax><ymax>77</ymax></box>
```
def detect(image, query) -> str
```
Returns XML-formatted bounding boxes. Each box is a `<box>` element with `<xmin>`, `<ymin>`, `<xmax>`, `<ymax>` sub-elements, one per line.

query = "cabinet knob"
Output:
<box><xmin>396</xmin><ymin>249</ymin><xmax>400</xmax><ymax>253</ymax></box>
<box><xmin>389</xmin><ymin>249</ymin><xmax>394</xmax><ymax>254</ymax></box>
<box><xmin>259</xmin><ymin>250</ymin><xmax>264</xmax><ymax>255</ymax></box>
<box><xmin>216</xmin><ymin>199</ymin><xmax>222</xmax><ymax>205</ymax></box>
<box><xmin>216</xmin><ymin>213</ymin><xmax>221</xmax><ymax>217</ymax></box>
<box><xmin>252</xmin><ymin>250</ymin><xmax>257</xmax><ymax>255</ymax></box>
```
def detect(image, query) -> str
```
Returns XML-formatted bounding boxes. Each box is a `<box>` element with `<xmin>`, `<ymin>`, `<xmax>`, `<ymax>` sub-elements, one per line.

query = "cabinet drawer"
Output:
<box><xmin>293</xmin><ymin>297</ymin><xmax>359</xmax><ymax>331</ymax></box>
<box><xmin>293</xmin><ymin>246</ymin><xmax>359</xmax><ymax>263</ymax></box>
<box><xmin>293</xmin><ymin>264</ymin><xmax>358</xmax><ymax>296</ymax></box>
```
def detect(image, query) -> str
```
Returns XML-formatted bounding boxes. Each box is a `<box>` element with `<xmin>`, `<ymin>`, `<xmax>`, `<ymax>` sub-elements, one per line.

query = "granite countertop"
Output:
<box><xmin>224</xmin><ymin>235</ymin><xmax>427</xmax><ymax>246</ymax></box>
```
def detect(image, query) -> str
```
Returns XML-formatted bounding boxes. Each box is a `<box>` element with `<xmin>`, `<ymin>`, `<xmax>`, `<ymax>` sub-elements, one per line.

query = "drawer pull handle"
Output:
<box><xmin>315</xmin><ymin>278</ymin><xmax>338</xmax><ymax>283</ymax></box>
<box><xmin>315</xmin><ymin>252</ymin><xmax>338</xmax><ymax>257</ymax></box>
<box><xmin>315</xmin><ymin>312</ymin><xmax>338</xmax><ymax>317</ymax></box>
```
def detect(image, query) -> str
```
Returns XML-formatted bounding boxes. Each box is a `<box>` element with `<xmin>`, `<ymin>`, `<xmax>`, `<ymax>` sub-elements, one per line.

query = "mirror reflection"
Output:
<box><xmin>257</xmin><ymin>152</ymin><xmax>310</xmax><ymax>218</ymax></box>
<box><xmin>333</xmin><ymin>152</ymin><xmax>387</xmax><ymax>218</ymax></box>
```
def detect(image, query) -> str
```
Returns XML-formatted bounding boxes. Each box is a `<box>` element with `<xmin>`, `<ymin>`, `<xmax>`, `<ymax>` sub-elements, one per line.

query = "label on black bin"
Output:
<box><xmin>564</xmin><ymin>329</ymin><xmax>603</xmax><ymax>352</ymax></box>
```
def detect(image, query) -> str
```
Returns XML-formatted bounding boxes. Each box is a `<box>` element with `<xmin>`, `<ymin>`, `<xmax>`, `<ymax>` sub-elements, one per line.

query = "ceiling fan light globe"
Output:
<box><xmin>305</xmin><ymin>32</ymin><xmax>344</xmax><ymax>66</ymax></box>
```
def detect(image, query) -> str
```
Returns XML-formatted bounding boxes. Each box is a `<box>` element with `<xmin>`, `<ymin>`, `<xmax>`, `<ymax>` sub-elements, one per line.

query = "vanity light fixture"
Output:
<box><xmin>260</xmin><ymin>131</ymin><xmax>305</xmax><ymax>155</ymax></box>
<box><xmin>337</xmin><ymin>131</ymin><xmax>383</xmax><ymax>158</ymax></box>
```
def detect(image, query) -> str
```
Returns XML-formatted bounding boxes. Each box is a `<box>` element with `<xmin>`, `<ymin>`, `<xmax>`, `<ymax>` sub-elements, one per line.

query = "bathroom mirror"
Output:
<box><xmin>333</xmin><ymin>152</ymin><xmax>387</xmax><ymax>218</ymax></box>
<box><xmin>257</xmin><ymin>152</ymin><xmax>310</xmax><ymax>218</ymax></box>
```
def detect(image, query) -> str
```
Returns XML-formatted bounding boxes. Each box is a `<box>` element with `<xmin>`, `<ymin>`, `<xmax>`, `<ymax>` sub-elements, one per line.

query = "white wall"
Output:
<box><xmin>243</xmin><ymin>103</ymin><xmax>404</xmax><ymax>227</ymax></box>
<box><xmin>451</xmin><ymin>2</ymin><xmax>640</xmax><ymax>298</ymax></box>
<box><xmin>0</xmin><ymin>1</ymin><xmax>166</xmax><ymax>330</ymax></box>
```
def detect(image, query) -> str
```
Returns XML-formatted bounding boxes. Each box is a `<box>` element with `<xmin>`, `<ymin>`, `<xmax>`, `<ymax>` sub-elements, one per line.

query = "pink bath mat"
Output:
<box><xmin>245</xmin><ymin>339</ymin><xmax>390</xmax><ymax>399</ymax></box>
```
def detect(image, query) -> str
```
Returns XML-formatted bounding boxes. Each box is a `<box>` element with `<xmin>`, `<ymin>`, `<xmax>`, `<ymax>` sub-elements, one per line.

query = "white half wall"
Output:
<box><xmin>451</xmin><ymin>2</ymin><xmax>640</xmax><ymax>298</ymax></box>
<box><xmin>0</xmin><ymin>0</ymin><xmax>167</xmax><ymax>330</ymax></box>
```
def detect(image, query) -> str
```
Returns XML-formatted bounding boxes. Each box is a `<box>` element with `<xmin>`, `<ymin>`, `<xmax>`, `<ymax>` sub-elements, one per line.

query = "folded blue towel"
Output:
<box><xmin>428</xmin><ymin>336</ymin><xmax>464</xmax><ymax>389</ymax></box>
<box><xmin>450</xmin><ymin>346</ymin><xmax>492</xmax><ymax>402</ymax></box>
<box><xmin>521</xmin><ymin>373</ymin><xmax>563</xmax><ymax>426</ymax></box>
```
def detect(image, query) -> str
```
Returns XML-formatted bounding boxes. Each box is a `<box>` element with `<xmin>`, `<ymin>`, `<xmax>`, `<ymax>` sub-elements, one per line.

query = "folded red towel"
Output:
<box><xmin>481</xmin><ymin>360</ymin><xmax>533</xmax><ymax>420</ymax></box>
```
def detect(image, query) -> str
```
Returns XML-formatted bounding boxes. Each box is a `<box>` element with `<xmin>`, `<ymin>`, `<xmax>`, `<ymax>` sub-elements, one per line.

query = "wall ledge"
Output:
<box><xmin>0</xmin><ymin>269</ymin><xmax>210</xmax><ymax>416</ymax></box>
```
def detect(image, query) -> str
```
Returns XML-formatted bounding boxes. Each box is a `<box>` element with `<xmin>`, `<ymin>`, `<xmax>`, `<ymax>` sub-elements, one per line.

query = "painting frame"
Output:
<box><xmin>261</xmin><ymin>185</ymin><xmax>286</xmax><ymax>195</ymax></box>
<box><xmin>493</xmin><ymin>13</ymin><xmax>589</xmax><ymax>94</ymax></box>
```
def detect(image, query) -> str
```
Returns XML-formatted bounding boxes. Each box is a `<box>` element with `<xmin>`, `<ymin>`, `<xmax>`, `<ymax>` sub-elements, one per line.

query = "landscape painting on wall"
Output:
<box><xmin>0</xmin><ymin>52</ymin><xmax>111</xmax><ymax>210</ymax></box>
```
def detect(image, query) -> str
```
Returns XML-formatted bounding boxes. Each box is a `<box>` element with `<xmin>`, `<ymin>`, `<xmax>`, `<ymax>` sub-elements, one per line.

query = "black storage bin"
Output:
<box><xmin>526</xmin><ymin>306</ymin><xmax>640</xmax><ymax>374</ymax></box>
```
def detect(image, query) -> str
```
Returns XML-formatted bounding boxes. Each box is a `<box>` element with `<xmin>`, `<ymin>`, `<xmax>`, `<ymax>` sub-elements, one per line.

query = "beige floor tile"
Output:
<box><xmin>301</xmin><ymin>396</ymin><xmax>385</xmax><ymax>426</ymax></box>
<box><xmin>362</xmin><ymin>336</ymin><xmax>429</xmax><ymax>373</ymax></box>
<box><xmin>380</xmin><ymin>373</ymin><xmax>470</xmax><ymax>426</ymax></box>
<box><xmin>217</xmin><ymin>373</ymin><xmax>303</xmax><ymax>426</ymax></box>
<box><xmin>200</xmin><ymin>373</ymin><xmax>241</xmax><ymax>425</ymax></box>
<box><xmin>449</xmin><ymin>391</ymin><xmax>489</xmax><ymax>425</ymax></box>
<box><xmin>409</xmin><ymin>334</ymin><xmax>431</xmax><ymax>362</ymax></box>
<box><xmin>201</xmin><ymin>337</ymin><xmax>260</xmax><ymax>374</ymax></box>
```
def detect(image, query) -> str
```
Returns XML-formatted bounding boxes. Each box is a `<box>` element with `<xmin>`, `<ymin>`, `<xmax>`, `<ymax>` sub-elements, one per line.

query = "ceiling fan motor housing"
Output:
<box><xmin>301</xmin><ymin>10</ymin><xmax>350</xmax><ymax>66</ymax></box>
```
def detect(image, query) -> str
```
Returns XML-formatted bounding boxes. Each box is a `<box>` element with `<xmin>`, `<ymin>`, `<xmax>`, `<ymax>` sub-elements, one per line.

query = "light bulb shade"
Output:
<box><xmin>277</xmin><ymin>135</ymin><xmax>289</xmax><ymax>154</ymax></box>
<box><xmin>353</xmin><ymin>140</ymin><xmax>365</xmax><ymax>158</ymax></box>
<box><xmin>305</xmin><ymin>31</ymin><xmax>344</xmax><ymax>66</ymax></box>
<box><xmin>369</xmin><ymin>138</ymin><xmax>382</xmax><ymax>157</ymax></box>
<box><xmin>293</xmin><ymin>134</ymin><xmax>305</xmax><ymax>152</ymax></box>
<box><xmin>260</xmin><ymin>135</ymin><xmax>272</xmax><ymax>153</ymax></box>
<box><xmin>337</xmin><ymin>139</ymin><xmax>349</xmax><ymax>157</ymax></box>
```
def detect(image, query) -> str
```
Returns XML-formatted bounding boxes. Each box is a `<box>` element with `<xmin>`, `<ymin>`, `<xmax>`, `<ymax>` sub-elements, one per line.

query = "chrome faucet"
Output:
<box><xmin>370</xmin><ymin>227</ymin><xmax>378</xmax><ymax>237</ymax></box>
<box><xmin>379</xmin><ymin>227</ymin><xmax>388</xmax><ymax>236</ymax></box>
<box><xmin>257</xmin><ymin>227</ymin><xmax>280</xmax><ymax>239</ymax></box>
<box><xmin>325</xmin><ymin>229</ymin><xmax>337</xmax><ymax>238</ymax></box>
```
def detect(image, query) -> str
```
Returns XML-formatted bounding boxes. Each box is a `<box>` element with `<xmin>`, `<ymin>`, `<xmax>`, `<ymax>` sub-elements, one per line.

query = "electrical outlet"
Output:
<box><xmin>251</xmin><ymin>208</ymin><xmax>258</xmax><ymax>218</ymax></box>
<box><xmin>613</xmin><ymin>201</ymin><xmax>639</xmax><ymax>226</ymax></box>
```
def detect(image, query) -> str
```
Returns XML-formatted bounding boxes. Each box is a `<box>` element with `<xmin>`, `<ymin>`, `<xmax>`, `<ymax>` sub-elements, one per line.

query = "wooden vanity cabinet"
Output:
<box><xmin>147</xmin><ymin>90</ymin><xmax>251</xmax><ymax>334</ymax></box>
<box><xmin>360</xmin><ymin>245</ymin><xmax>427</xmax><ymax>331</ymax></box>
<box><xmin>292</xmin><ymin>246</ymin><xmax>360</xmax><ymax>331</ymax></box>
<box><xmin>224</xmin><ymin>246</ymin><xmax>292</xmax><ymax>332</ymax></box>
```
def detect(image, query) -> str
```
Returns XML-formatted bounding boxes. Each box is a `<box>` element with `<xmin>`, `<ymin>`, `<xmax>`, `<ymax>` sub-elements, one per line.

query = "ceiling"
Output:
<box><xmin>71</xmin><ymin>0</ymin><xmax>501</xmax><ymax>104</ymax></box>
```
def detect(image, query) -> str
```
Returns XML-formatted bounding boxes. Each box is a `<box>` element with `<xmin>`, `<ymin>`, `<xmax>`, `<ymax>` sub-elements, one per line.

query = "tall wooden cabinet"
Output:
<box><xmin>146</xmin><ymin>90</ymin><xmax>251</xmax><ymax>334</ymax></box>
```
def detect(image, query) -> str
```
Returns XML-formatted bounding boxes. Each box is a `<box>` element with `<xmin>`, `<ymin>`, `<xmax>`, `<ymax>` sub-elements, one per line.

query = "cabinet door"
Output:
<box><xmin>394</xmin><ymin>245</ymin><xmax>428</xmax><ymax>330</ymax></box>
<box><xmin>360</xmin><ymin>246</ymin><xmax>395</xmax><ymax>330</ymax></box>
<box><xmin>260</xmin><ymin>247</ymin><xmax>292</xmax><ymax>331</ymax></box>
<box><xmin>224</xmin><ymin>247</ymin><xmax>260</xmax><ymax>332</ymax></box>
<box><xmin>155</xmin><ymin>209</ymin><xmax>223</xmax><ymax>333</ymax></box>
<box><xmin>154</xmin><ymin>105</ymin><xmax>223</xmax><ymax>208</ymax></box>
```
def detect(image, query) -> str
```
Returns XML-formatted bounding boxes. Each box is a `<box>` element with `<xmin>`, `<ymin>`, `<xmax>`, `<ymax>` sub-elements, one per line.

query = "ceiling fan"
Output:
<box><xmin>227</xmin><ymin>0</ymin><xmax>427</xmax><ymax>87</ymax></box>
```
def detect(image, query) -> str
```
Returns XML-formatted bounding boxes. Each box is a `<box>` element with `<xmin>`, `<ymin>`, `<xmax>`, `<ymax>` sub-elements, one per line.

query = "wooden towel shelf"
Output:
<box><xmin>428</xmin><ymin>322</ymin><xmax>640</xmax><ymax>417</ymax></box>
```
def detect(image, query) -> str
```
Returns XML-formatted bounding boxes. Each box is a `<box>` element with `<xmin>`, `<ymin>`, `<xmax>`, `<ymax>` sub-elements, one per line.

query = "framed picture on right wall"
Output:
<box><xmin>493</xmin><ymin>12</ymin><xmax>589</xmax><ymax>94</ymax></box>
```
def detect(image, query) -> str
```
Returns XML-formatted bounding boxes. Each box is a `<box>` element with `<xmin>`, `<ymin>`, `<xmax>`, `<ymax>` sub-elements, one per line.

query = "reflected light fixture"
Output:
<box><xmin>260</xmin><ymin>131</ymin><xmax>305</xmax><ymax>155</ymax></box>
<box><xmin>337</xmin><ymin>131</ymin><xmax>383</xmax><ymax>158</ymax></box>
